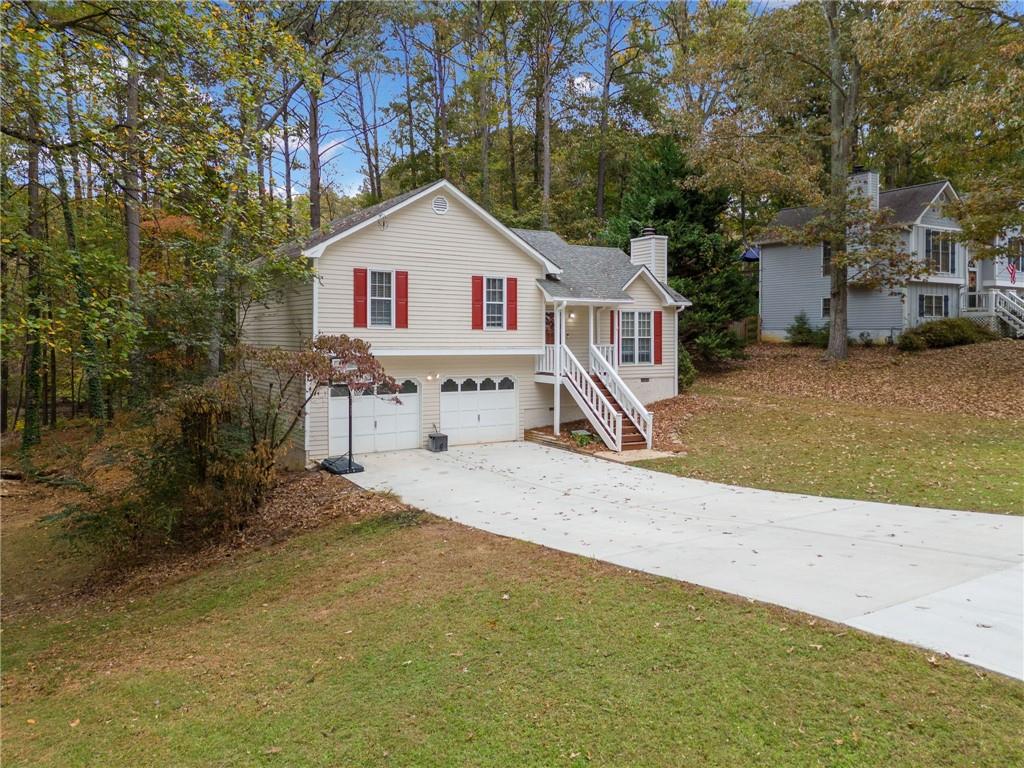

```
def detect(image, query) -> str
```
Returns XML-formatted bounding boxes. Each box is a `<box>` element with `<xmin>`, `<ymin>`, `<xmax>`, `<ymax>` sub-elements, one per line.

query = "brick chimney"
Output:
<box><xmin>630</xmin><ymin>227</ymin><xmax>668</xmax><ymax>283</ymax></box>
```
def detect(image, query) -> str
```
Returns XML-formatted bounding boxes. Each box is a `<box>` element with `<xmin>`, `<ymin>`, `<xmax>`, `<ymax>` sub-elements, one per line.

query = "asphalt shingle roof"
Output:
<box><xmin>763</xmin><ymin>180</ymin><xmax>952</xmax><ymax>242</ymax></box>
<box><xmin>514</xmin><ymin>228</ymin><xmax>687</xmax><ymax>304</ymax></box>
<box><xmin>279</xmin><ymin>182</ymin><xmax>441</xmax><ymax>257</ymax></box>
<box><xmin>275</xmin><ymin>182</ymin><xmax>687</xmax><ymax>305</ymax></box>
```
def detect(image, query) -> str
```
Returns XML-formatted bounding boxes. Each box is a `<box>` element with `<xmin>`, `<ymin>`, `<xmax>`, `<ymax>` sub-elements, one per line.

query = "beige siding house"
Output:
<box><xmin>243</xmin><ymin>180</ymin><xmax>690</xmax><ymax>465</ymax></box>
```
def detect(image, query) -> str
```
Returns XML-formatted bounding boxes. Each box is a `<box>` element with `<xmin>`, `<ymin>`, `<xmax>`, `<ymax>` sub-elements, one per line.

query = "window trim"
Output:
<box><xmin>821</xmin><ymin>242</ymin><xmax>832</xmax><ymax>277</ymax></box>
<box><xmin>920</xmin><ymin>293</ymin><xmax>947</xmax><ymax>318</ymax></box>
<box><xmin>368</xmin><ymin>268</ymin><xmax>395</xmax><ymax>328</ymax></box>
<box><xmin>483</xmin><ymin>275</ymin><xmax>506</xmax><ymax>331</ymax></box>
<box><xmin>924</xmin><ymin>229</ymin><xmax>956</xmax><ymax>275</ymax></box>
<box><xmin>821</xmin><ymin>297</ymin><xmax>831</xmax><ymax>318</ymax></box>
<box><xmin>619</xmin><ymin>310</ymin><xmax>653</xmax><ymax>365</ymax></box>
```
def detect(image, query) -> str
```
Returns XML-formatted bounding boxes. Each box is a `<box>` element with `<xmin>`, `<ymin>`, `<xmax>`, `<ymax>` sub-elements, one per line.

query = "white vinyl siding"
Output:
<box><xmin>369</xmin><ymin>270</ymin><xmax>394</xmax><ymax>327</ymax></box>
<box><xmin>314</xmin><ymin>194</ymin><xmax>542</xmax><ymax>351</ymax></box>
<box><xmin>485</xmin><ymin>277</ymin><xmax>505</xmax><ymax>329</ymax></box>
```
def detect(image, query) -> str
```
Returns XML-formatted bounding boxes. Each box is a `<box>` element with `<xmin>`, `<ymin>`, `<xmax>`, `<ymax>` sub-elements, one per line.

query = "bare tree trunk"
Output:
<box><xmin>541</xmin><ymin>54</ymin><xmax>552</xmax><ymax>228</ymax></box>
<box><xmin>48</xmin><ymin>339</ymin><xmax>57</xmax><ymax>427</ymax></box>
<box><xmin>309</xmin><ymin>84</ymin><xmax>322</xmax><ymax>231</ymax></box>
<box><xmin>398</xmin><ymin>24</ymin><xmax>417</xmax><ymax>187</ymax></box>
<box><xmin>595</xmin><ymin>2</ymin><xmax>615</xmax><ymax>220</ymax></box>
<box><xmin>822</xmin><ymin>0</ymin><xmax>860</xmax><ymax>362</ymax></box>
<box><xmin>22</xmin><ymin>112</ymin><xmax>43</xmax><ymax>448</ymax></box>
<box><xmin>282</xmin><ymin>75</ymin><xmax>294</xmax><ymax>237</ymax></box>
<box><xmin>500</xmin><ymin>17</ymin><xmax>519</xmax><ymax>210</ymax></box>
<box><xmin>55</xmin><ymin>152</ymin><xmax>104</xmax><ymax>418</ymax></box>
<box><xmin>125</xmin><ymin>59</ymin><xmax>141</xmax><ymax>302</ymax></box>
<box><xmin>475</xmin><ymin>1</ymin><xmax>490</xmax><ymax>208</ymax></box>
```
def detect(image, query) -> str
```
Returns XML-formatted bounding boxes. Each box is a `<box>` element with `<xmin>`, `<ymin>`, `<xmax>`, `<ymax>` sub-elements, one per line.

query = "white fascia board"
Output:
<box><xmin>303</xmin><ymin>180</ymin><xmax>562</xmax><ymax>275</ymax></box>
<box><xmin>371</xmin><ymin>347</ymin><xmax>546</xmax><ymax>357</ymax></box>
<box><xmin>913</xmin><ymin>181</ymin><xmax>959</xmax><ymax>227</ymax></box>
<box><xmin>621</xmin><ymin>266</ymin><xmax>690</xmax><ymax>307</ymax></box>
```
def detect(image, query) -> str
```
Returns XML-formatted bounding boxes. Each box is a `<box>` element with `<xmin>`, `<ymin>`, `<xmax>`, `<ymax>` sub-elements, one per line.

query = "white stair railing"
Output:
<box><xmin>593</xmin><ymin>343</ymin><xmax>616</xmax><ymax>369</ymax></box>
<box><xmin>589</xmin><ymin>345</ymin><xmax>653</xmax><ymax>449</ymax></box>
<box><xmin>536</xmin><ymin>344</ymin><xmax>558</xmax><ymax>373</ymax></box>
<box><xmin>994</xmin><ymin>290</ymin><xmax>1024</xmax><ymax>336</ymax></box>
<box><xmin>559</xmin><ymin>346</ymin><xmax>621</xmax><ymax>451</ymax></box>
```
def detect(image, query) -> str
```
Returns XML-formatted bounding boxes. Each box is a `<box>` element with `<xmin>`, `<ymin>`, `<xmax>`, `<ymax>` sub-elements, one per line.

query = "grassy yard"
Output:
<box><xmin>639</xmin><ymin>341</ymin><xmax>1024</xmax><ymax>514</ymax></box>
<box><xmin>3</xmin><ymin>498</ymin><xmax>1023</xmax><ymax>767</ymax></box>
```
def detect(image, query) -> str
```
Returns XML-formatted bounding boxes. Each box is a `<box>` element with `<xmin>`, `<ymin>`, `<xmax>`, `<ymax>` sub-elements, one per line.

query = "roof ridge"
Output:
<box><xmin>880</xmin><ymin>179</ymin><xmax>950</xmax><ymax>194</ymax></box>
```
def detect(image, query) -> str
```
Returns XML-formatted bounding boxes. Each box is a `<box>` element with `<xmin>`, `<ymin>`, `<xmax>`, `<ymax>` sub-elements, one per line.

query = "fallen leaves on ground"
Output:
<box><xmin>703</xmin><ymin>341</ymin><xmax>1023</xmax><ymax>420</ymax></box>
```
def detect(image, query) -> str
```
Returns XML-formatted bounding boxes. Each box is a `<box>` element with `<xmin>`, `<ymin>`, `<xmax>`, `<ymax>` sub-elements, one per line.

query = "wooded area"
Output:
<box><xmin>2</xmin><ymin>0</ymin><xmax>1021</xmax><ymax>448</ymax></box>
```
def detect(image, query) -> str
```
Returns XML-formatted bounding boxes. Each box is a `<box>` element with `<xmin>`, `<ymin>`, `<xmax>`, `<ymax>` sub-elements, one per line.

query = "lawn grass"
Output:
<box><xmin>640</xmin><ymin>382</ymin><xmax>1024</xmax><ymax>515</ymax></box>
<box><xmin>3</xmin><ymin>511</ymin><xmax>1023</xmax><ymax>767</ymax></box>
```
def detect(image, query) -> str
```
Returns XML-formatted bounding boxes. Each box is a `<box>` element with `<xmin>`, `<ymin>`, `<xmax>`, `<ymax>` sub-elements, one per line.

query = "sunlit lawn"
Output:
<box><xmin>640</xmin><ymin>382</ymin><xmax>1023</xmax><ymax>515</ymax></box>
<box><xmin>3</xmin><ymin>510</ymin><xmax>1023</xmax><ymax>767</ymax></box>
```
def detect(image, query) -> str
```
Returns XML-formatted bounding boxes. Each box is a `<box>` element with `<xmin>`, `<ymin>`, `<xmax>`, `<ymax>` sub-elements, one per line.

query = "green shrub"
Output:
<box><xmin>897</xmin><ymin>331</ymin><xmax>928</xmax><ymax>351</ymax></box>
<box><xmin>678</xmin><ymin>346</ymin><xmax>698</xmax><ymax>390</ymax></box>
<box><xmin>692</xmin><ymin>329</ymin><xmax>746</xmax><ymax>366</ymax></box>
<box><xmin>898</xmin><ymin>318</ymin><xmax>997</xmax><ymax>351</ymax></box>
<box><xmin>787</xmin><ymin>312</ymin><xmax>830</xmax><ymax>348</ymax></box>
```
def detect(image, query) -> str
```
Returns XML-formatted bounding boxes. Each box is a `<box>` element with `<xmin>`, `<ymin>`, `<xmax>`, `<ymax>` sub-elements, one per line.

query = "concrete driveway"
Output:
<box><xmin>349</xmin><ymin>442</ymin><xmax>1024</xmax><ymax>679</ymax></box>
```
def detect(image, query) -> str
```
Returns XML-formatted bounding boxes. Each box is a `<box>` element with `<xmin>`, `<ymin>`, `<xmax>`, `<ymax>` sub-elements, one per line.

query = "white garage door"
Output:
<box><xmin>440</xmin><ymin>376</ymin><xmax>518</xmax><ymax>446</ymax></box>
<box><xmin>329</xmin><ymin>379</ymin><xmax>421</xmax><ymax>455</ymax></box>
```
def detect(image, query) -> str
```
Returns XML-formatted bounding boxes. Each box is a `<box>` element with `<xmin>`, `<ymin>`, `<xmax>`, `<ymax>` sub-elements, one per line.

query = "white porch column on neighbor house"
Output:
<box><xmin>588</xmin><ymin>305</ymin><xmax>593</xmax><ymax>352</ymax></box>
<box><xmin>553</xmin><ymin>301</ymin><xmax>565</xmax><ymax>436</ymax></box>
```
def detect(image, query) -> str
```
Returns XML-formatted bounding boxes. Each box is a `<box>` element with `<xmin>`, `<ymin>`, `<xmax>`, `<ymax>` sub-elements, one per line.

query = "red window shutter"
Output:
<box><xmin>506</xmin><ymin>277</ymin><xmax>517</xmax><ymax>330</ymax></box>
<box><xmin>654</xmin><ymin>310</ymin><xmax>664</xmax><ymax>365</ymax></box>
<box><xmin>609</xmin><ymin>310</ymin><xmax>615</xmax><ymax>343</ymax></box>
<box><xmin>395</xmin><ymin>270</ymin><xmax>409</xmax><ymax>328</ymax></box>
<box><xmin>471</xmin><ymin>275</ymin><xmax>483</xmax><ymax>329</ymax></box>
<box><xmin>353</xmin><ymin>268</ymin><xmax>367</xmax><ymax>328</ymax></box>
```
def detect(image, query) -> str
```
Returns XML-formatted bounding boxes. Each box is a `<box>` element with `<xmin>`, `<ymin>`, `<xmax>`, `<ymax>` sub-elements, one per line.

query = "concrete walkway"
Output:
<box><xmin>349</xmin><ymin>442</ymin><xmax>1024</xmax><ymax>679</ymax></box>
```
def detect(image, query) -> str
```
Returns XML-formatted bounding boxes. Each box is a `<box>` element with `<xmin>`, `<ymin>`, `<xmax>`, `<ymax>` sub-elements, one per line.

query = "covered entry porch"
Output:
<box><xmin>534</xmin><ymin>300</ymin><xmax>652</xmax><ymax>452</ymax></box>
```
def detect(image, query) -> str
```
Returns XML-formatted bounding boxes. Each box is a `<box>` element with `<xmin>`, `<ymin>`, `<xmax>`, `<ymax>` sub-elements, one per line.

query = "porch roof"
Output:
<box><xmin>515</xmin><ymin>228</ymin><xmax>687</xmax><ymax>304</ymax></box>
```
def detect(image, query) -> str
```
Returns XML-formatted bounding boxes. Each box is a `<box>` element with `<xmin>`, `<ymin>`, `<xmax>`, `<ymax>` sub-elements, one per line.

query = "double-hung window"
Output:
<box><xmin>925</xmin><ymin>230</ymin><xmax>956</xmax><ymax>274</ymax></box>
<box><xmin>921</xmin><ymin>294</ymin><xmax>947</xmax><ymax>318</ymax></box>
<box><xmin>369</xmin><ymin>270</ymin><xmax>394</xmax><ymax>327</ymax></box>
<box><xmin>821</xmin><ymin>242</ymin><xmax>832</xmax><ymax>277</ymax></box>
<box><xmin>485</xmin><ymin>277</ymin><xmax>505</xmax><ymax>329</ymax></box>
<box><xmin>620</xmin><ymin>310</ymin><xmax>653</xmax><ymax>364</ymax></box>
<box><xmin>821</xmin><ymin>297</ymin><xmax>831</xmax><ymax>318</ymax></box>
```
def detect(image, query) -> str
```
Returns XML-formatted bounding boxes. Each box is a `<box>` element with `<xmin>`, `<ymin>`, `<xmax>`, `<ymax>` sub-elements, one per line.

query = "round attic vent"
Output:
<box><xmin>431</xmin><ymin>195</ymin><xmax>449</xmax><ymax>215</ymax></box>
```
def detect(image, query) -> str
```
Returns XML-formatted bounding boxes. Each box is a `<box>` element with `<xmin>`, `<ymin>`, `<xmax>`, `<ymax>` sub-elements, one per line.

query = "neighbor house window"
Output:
<box><xmin>485</xmin><ymin>277</ymin><xmax>505</xmax><ymax>329</ymax></box>
<box><xmin>369</xmin><ymin>270</ymin><xmax>393</xmax><ymax>326</ymax></box>
<box><xmin>920</xmin><ymin>294</ymin><xmax>947</xmax><ymax>318</ymax></box>
<box><xmin>821</xmin><ymin>297</ymin><xmax>831</xmax><ymax>318</ymax></box>
<box><xmin>1008</xmin><ymin>237</ymin><xmax>1024</xmax><ymax>273</ymax></box>
<box><xmin>821</xmin><ymin>242</ymin><xmax>832</xmax><ymax>277</ymax></box>
<box><xmin>925</xmin><ymin>230</ymin><xmax>956</xmax><ymax>274</ymax></box>
<box><xmin>620</xmin><ymin>310</ymin><xmax>652</xmax><ymax>364</ymax></box>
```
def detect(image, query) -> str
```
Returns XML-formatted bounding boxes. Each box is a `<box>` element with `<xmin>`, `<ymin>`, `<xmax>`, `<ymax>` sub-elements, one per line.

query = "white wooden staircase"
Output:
<box><xmin>537</xmin><ymin>344</ymin><xmax>652</xmax><ymax>452</ymax></box>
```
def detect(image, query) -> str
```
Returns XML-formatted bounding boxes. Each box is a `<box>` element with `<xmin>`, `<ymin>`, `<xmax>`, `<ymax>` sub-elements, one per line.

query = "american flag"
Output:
<box><xmin>1009</xmin><ymin>261</ymin><xmax>1018</xmax><ymax>284</ymax></box>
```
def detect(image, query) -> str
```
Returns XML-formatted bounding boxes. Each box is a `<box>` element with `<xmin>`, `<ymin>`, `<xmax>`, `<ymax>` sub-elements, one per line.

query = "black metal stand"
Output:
<box><xmin>319</xmin><ymin>387</ymin><xmax>364</xmax><ymax>475</ymax></box>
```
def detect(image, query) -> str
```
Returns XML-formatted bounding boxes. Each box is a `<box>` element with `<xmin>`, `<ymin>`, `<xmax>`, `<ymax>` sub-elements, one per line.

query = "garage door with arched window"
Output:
<box><xmin>439</xmin><ymin>375</ymin><xmax>517</xmax><ymax>445</ymax></box>
<box><xmin>329</xmin><ymin>379</ymin><xmax>421</xmax><ymax>455</ymax></box>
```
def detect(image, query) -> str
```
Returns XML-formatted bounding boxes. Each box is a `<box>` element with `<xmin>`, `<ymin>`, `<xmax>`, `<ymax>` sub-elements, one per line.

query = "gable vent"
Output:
<box><xmin>431</xmin><ymin>195</ymin><xmax>449</xmax><ymax>215</ymax></box>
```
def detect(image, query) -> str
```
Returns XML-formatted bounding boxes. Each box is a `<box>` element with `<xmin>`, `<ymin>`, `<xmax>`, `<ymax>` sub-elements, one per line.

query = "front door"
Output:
<box><xmin>967</xmin><ymin>261</ymin><xmax>979</xmax><ymax>308</ymax></box>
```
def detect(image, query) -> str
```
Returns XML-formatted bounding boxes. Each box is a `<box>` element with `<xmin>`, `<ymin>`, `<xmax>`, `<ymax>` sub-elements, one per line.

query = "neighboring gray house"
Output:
<box><xmin>758</xmin><ymin>171</ymin><xmax>1024</xmax><ymax>341</ymax></box>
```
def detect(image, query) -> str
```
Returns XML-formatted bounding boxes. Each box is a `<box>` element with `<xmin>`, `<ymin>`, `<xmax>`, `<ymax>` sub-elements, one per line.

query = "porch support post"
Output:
<box><xmin>553</xmin><ymin>301</ymin><xmax>564</xmax><ymax>436</ymax></box>
<box><xmin>587</xmin><ymin>305</ymin><xmax>593</xmax><ymax>355</ymax></box>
